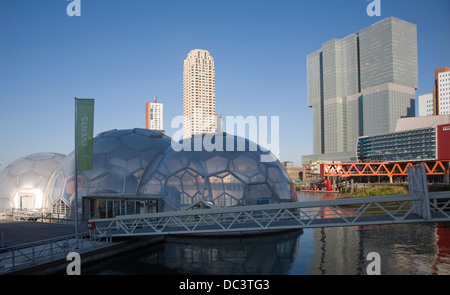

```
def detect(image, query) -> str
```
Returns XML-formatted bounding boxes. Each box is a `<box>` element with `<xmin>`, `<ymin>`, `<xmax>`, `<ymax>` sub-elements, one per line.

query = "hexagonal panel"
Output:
<box><xmin>180</xmin><ymin>169</ymin><xmax>205</xmax><ymax>198</ymax></box>
<box><xmin>214</xmin><ymin>193</ymin><xmax>240</xmax><ymax>207</ymax></box>
<box><xmin>126</xmin><ymin>157</ymin><xmax>142</xmax><ymax>174</ymax></box>
<box><xmin>246</xmin><ymin>184</ymin><xmax>275</xmax><ymax>205</ymax></box>
<box><xmin>205</xmin><ymin>155</ymin><xmax>229</xmax><ymax>175</ymax></box>
<box><xmin>268</xmin><ymin>166</ymin><xmax>286</xmax><ymax>183</ymax></box>
<box><xmin>93</xmin><ymin>137</ymin><xmax>122</xmax><ymax>154</ymax></box>
<box><xmin>223</xmin><ymin>173</ymin><xmax>245</xmax><ymax>200</ymax></box>
<box><xmin>230</xmin><ymin>154</ymin><xmax>262</xmax><ymax>183</ymax></box>
<box><xmin>208</xmin><ymin>175</ymin><xmax>224</xmax><ymax>199</ymax></box>
<box><xmin>110</xmin><ymin>147</ymin><xmax>140</xmax><ymax>162</ymax></box>
<box><xmin>89</xmin><ymin>172</ymin><xmax>124</xmax><ymax>194</ymax></box>
<box><xmin>122</xmin><ymin>133</ymin><xmax>156</xmax><ymax>151</ymax></box>
<box><xmin>103</xmin><ymin>129</ymin><xmax>132</xmax><ymax>138</ymax></box>
<box><xmin>141</xmin><ymin>174</ymin><xmax>165</xmax><ymax>195</ymax></box>
<box><xmin>124</xmin><ymin>174</ymin><xmax>139</xmax><ymax>194</ymax></box>
<box><xmin>140</xmin><ymin>148</ymin><xmax>162</xmax><ymax>168</ymax></box>
<box><xmin>164</xmin><ymin>152</ymin><xmax>190</xmax><ymax>175</ymax></box>
<box><xmin>166</xmin><ymin>174</ymin><xmax>183</xmax><ymax>193</ymax></box>
<box><xmin>9</xmin><ymin>159</ymin><xmax>34</xmax><ymax>175</ymax></box>
<box><xmin>83</xmin><ymin>153</ymin><xmax>108</xmax><ymax>180</ymax></box>
<box><xmin>271</xmin><ymin>182</ymin><xmax>291</xmax><ymax>200</ymax></box>
<box><xmin>18</xmin><ymin>170</ymin><xmax>40</xmax><ymax>188</ymax></box>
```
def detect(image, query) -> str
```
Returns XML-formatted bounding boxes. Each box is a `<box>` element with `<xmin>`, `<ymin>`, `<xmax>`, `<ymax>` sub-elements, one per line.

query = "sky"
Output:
<box><xmin>0</xmin><ymin>0</ymin><xmax>449</xmax><ymax>169</ymax></box>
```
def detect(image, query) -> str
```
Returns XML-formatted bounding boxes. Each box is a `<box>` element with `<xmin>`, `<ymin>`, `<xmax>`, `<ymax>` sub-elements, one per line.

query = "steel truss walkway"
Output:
<box><xmin>321</xmin><ymin>160</ymin><xmax>448</xmax><ymax>178</ymax></box>
<box><xmin>89</xmin><ymin>164</ymin><xmax>450</xmax><ymax>239</ymax></box>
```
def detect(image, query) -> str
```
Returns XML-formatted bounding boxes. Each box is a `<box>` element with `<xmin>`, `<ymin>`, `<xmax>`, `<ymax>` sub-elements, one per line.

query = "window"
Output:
<box><xmin>52</xmin><ymin>198</ymin><xmax>70</xmax><ymax>216</ymax></box>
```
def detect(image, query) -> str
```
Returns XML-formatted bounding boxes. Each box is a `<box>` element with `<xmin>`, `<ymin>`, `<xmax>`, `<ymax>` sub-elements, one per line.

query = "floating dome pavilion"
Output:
<box><xmin>139</xmin><ymin>133</ymin><xmax>297</xmax><ymax>212</ymax></box>
<box><xmin>0</xmin><ymin>130</ymin><xmax>296</xmax><ymax>218</ymax></box>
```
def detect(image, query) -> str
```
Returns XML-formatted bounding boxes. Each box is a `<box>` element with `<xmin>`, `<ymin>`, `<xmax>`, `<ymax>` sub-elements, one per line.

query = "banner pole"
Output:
<box><xmin>74</xmin><ymin>97</ymin><xmax>79</xmax><ymax>249</ymax></box>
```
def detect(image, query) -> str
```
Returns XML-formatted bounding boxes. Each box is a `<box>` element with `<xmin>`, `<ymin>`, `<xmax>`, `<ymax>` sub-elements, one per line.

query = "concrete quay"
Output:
<box><xmin>0</xmin><ymin>220</ymin><xmax>163</xmax><ymax>275</ymax></box>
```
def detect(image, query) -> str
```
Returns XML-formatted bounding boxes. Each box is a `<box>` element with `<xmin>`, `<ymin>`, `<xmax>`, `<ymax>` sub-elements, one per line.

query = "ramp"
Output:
<box><xmin>88</xmin><ymin>163</ymin><xmax>450</xmax><ymax>238</ymax></box>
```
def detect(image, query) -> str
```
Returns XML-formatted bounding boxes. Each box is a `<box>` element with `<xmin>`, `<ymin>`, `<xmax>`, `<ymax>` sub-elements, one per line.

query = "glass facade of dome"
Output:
<box><xmin>0</xmin><ymin>152</ymin><xmax>65</xmax><ymax>212</ymax></box>
<box><xmin>0</xmin><ymin>130</ymin><xmax>296</xmax><ymax>218</ymax></box>
<box><xmin>139</xmin><ymin>134</ymin><xmax>297</xmax><ymax>211</ymax></box>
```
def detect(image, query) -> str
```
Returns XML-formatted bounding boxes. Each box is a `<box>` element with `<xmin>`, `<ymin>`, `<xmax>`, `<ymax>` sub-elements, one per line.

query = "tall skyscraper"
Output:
<box><xmin>303</xmin><ymin>17</ymin><xmax>418</xmax><ymax>163</ymax></box>
<box><xmin>183</xmin><ymin>49</ymin><xmax>216</xmax><ymax>138</ymax></box>
<box><xmin>146</xmin><ymin>96</ymin><xmax>163</xmax><ymax>131</ymax></box>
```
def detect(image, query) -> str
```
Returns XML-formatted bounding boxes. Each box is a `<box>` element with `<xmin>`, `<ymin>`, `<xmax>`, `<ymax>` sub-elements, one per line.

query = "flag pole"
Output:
<box><xmin>74</xmin><ymin>97</ymin><xmax>79</xmax><ymax>249</ymax></box>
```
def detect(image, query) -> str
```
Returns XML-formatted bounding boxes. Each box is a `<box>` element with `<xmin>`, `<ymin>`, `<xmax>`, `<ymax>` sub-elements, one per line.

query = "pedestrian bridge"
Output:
<box><xmin>89</xmin><ymin>164</ymin><xmax>450</xmax><ymax>239</ymax></box>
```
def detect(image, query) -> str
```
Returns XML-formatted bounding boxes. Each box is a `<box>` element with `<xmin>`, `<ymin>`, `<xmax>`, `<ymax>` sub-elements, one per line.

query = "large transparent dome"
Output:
<box><xmin>48</xmin><ymin>129</ymin><xmax>171</xmax><ymax>213</ymax></box>
<box><xmin>139</xmin><ymin>133</ymin><xmax>297</xmax><ymax>211</ymax></box>
<box><xmin>0</xmin><ymin>152</ymin><xmax>65</xmax><ymax>212</ymax></box>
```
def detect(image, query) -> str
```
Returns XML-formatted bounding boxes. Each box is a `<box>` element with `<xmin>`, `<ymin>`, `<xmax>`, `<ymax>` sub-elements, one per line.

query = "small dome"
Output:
<box><xmin>139</xmin><ymin>133</ymin><xmax>297</xmax><ymax>211</ymax></box>
<box><xmin>0</xmin><ymin>152</ymin><xmax>66</xmax><ymax>212</ymax></box>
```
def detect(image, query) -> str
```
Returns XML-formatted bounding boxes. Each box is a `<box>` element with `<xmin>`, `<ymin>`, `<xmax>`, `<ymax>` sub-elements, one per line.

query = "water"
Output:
<box><xmin>84</xmin><ymin>192</ymin><xmax>450</xmax><ymax>275</ymax></box>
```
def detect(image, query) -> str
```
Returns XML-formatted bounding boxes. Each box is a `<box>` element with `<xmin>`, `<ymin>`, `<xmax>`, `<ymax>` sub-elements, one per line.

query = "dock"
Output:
<box><xmin>0</xmin><ymin>221</ymin><xmax>162</xmax><ymax>274</ymax></box>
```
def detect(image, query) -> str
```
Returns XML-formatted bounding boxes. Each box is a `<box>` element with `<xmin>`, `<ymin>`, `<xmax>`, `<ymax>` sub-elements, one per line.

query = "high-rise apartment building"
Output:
<box><xmin>303</xmin><ymin>17</ymin><xmax>418</xmax><ymax>163</ymax></box>
<box><xmin>145</xmin><ymin>96</ymin><xmax>163</xmax><ymax>131</ymax></box>
<box><xmin>417</xmin><ymin>67</ymin><xmax>450</xmax><ymax>117</ymax></box>
<box><xmin>418</xmin><ymin>93</ymin><xmax>434</xmax><ymax>117</ymax></box>
<box><xmin>183</xmin><ymin>49</ymin><xmax>216</xmax><ymax>138</ymax></box>
<box><xmin>434</xmin><ymin>67</ymin><xmax>450</xmax><ymax>115</ymax></box>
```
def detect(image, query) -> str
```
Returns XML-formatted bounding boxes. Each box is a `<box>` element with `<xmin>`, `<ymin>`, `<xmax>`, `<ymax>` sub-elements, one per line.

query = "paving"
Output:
<box><xmin>0</xmin><ymin>220</ymin><xmax>77</xmax><ymax>248</ymax></box>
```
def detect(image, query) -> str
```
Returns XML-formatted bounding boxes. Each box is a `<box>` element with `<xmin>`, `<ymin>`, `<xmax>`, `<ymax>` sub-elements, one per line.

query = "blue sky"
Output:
<box><xmin>0</xmin><ymin>0</ymin><xmax>449</xmax><ymax>168</ymax></box>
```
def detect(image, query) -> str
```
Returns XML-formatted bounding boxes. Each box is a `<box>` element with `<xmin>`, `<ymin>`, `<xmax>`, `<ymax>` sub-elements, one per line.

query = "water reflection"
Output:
<box><xmin>162</xmin><ymin>231</ymin><xmax>301</xmax><ymax>275</ymax></box>
<box><xmin>84</xmin><ymin>192</ymin><xmax>450</xmax><ymax>275</ymax></box>
<box><xmin>296</xmin><ymin>192</ymin><xmax>450</xmax><ymax>275</ymax></box>
<box><xmin>84</xmin><ymin>230</ymin><xmax>302</xmax><ymax>275</ymax></box>
<box><xmin>305</xmin><ymin>223</ymin><xmax>450</xmax><ymax>275</ymax></box>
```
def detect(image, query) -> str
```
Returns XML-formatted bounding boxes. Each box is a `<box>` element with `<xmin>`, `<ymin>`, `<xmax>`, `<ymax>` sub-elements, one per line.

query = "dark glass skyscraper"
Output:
<box><xmin>303</xmin><ymin>17</ymin><xmax>418</xmax><ymax>163</ymax></box>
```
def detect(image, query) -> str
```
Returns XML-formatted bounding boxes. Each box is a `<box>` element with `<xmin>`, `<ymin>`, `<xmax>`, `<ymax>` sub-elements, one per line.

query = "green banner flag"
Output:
<box><xmin>76</xmin><ymin>98</ymin><xmax>95</xmax><ymax>171</ymax></box>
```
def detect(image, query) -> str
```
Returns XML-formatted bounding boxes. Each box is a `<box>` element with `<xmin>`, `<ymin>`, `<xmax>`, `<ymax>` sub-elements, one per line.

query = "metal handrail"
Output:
<box><xmin>0</xmin><ymin>231</ymin><xmax>111</xmax><ymax>273</ymax></box>
<box><xmin>89</xmin><ymin>193</ymin><xmax>428</xmax><ymax>237</ymax></box>
<box><xmin>88</xmin><ymin>186</ymin><xmax>450</xmax><ymax>239</ymax></box>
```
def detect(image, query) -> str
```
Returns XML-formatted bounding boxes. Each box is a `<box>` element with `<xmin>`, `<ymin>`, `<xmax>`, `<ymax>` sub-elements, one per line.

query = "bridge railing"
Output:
<box><xmin>407</xmin><ymin>163</ymin><xmax>431</xmax><ymax>220</ymax></box>
<box><xmin>427</xmin><ymin>191</ymin><xmax>450</xmax><ymax>219</ymax></box>
<box><xmin>88</xmin><ymin>193</ymin><xmax>442</xmax><ymax>238</ymax></box>
<box><xmin>0</xmin><ymin>231</ymin><xmax>112</xmax><ymax>274</ymax></box>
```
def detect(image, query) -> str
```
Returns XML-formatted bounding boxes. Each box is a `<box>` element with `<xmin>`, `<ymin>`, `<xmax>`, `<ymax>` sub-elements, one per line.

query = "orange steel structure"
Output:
<box><xmin>321</xmin><ymin>160</ymin><xmax>449</xmax><ymax>178</ymax></box>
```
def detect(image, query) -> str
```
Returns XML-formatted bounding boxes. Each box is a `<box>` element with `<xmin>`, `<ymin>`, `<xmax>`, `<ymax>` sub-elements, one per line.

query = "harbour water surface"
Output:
<box><xmin>84</xmin><ymin>192</ymin><xmax>450</xmax><ymax>275</ymax></box>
